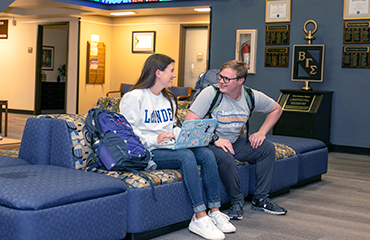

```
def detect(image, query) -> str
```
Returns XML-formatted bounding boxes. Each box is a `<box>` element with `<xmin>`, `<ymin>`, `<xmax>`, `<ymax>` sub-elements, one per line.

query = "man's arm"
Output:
<box><xmin>185</xmin><ymin>110</ymin><xmax>201</xmax><ymax>121</ymax></box>
<box><xmin>249</xmin><ymin>102</ymin><xmax>282</xmax><ymax>149</ymax></box>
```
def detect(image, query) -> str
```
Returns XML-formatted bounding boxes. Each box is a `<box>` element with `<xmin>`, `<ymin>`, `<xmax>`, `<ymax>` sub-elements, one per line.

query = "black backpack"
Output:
<box><xmin>84</xmin><ymin>108</ymin><xmax>151</xmax><ymax>171</ymax></box>
<box><xmin>193</xmin><ymin>69</ymin><xmax>219</xmax><ymax>100</ymax></box>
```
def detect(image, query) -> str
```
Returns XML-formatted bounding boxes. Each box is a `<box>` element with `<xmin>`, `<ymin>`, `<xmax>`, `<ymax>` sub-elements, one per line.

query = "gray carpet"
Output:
<box><xmin>152</xmin><ymin>152</ymin><xmax>370</xmax><ymax>240</ymax></box>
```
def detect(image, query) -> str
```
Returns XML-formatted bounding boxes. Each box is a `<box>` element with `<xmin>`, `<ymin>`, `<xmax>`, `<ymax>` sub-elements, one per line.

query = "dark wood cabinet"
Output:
<box><xmin>41</xmin><ymin>82</ymin><xmax>65</xmax><ymax>110</ymax></box>
<box><xmin>273</xmin><ymin>89</ymin><xmax>333</xmax><ymax>146</ymax></box>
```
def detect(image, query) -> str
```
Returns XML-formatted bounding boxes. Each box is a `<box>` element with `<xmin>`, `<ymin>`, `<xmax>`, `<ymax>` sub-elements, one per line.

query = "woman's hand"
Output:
<box><xmin>157</xmin><ymin>132</ymin><xmax>176</xmax><ymax>144</ymax></box>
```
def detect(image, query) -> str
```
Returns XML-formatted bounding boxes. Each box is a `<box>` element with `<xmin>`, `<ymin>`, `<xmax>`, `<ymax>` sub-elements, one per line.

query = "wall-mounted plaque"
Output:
<box><xmin>342</xmin><ymin>46</ymin><xmax>370</xmax><ymax>68</ymax></box>
<box><xmin>266</xmin><ymin>25</ymin><xmax>290</xmax><ymax>45</ymax></box>
<box><xmin>0</xmin><ymin>20</ymin><xmax>8</xmax><ymax>39</ymax></box>
<box><xmin>265</xmin><ymin>47</ymin><xmax>289</xmax><ymax>67</ymax></box>
<box><xmin>343</xmin><ymin>22</ymin><xmax>370</xmax><ymax>44</ymax></box>
<box><xmin>282</xmin><ymin>93</ymin><xmax>316</xmax><ymax>112</ymax></box>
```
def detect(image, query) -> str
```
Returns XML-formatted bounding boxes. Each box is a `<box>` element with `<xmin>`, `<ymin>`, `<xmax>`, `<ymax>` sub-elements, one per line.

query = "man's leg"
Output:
<box><xmin>208</xmin><ymin>143</ymin><xmax>244</xmax><ymax>220</ymax></box>
<box><xmin>234</xmin><ymin>135</ymin><xmax>287</xmax><ymax>215</ymax></box>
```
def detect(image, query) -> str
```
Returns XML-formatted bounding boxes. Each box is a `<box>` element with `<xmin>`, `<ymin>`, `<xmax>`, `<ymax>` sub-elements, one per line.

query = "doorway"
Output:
<box><xmin>35</xmin><ymin>23</ymin><xmax>69</xmax><ymax>114</ymax></box>
<box><xmin>178</xmin><ymin>24</ymin><xmax>209</xmax><ymax>88</ymax></box>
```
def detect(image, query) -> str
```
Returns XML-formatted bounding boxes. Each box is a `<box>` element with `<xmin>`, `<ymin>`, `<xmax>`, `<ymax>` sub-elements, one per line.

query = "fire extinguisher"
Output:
<box><xmin>241</xmin><ymin>42</ymin><xmax>250</xmax><ymax>69</ymax></box>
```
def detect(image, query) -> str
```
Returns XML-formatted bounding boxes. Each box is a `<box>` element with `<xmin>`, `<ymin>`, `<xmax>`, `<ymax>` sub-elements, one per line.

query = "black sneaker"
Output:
<box><xmin>227</xmin><ymin>200</ymin><xmax>244</xmax><ymax>220</ymax></box>
<box><xmin>251</xmin><ymin>197</ymin><xmax>287</xmax><ymax>215</ymax></box>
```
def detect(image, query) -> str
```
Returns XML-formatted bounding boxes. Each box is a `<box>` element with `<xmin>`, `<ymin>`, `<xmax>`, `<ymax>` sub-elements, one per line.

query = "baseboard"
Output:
<box><xmin>8</xmin><ymin>109</ymin><xmax>34</xmax><ymax>115</ymax></box>
<box><xmin>292</xmin><ymin>175</ymin><xmax>322</xmax><ymax>189</ymax></box>
<box><xmin>331</xmin><ymin>145</ymin><xmax>370</xmax><ymax>155</ymax></box>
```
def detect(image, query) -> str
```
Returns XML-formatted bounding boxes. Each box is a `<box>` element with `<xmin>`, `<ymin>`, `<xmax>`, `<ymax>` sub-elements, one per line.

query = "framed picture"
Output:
<box><xmin>344</xmin><ymin>0</ymin><xmax>370</xmax><ymax>20</ymax></box>
<box><xmin>132</xmin><ymin>31</ymin><xmax>156</xmax><ymax>53</ymax></box>
<box><xmin>235</xmin><ymin>29</ymin><xmax>258</xmax><ymax>74</ymax></box>
<box><xmin>265</xmin><ymin>0</ymin><xmax>291</xmax><ymax>23</ymax></box>
<box><xmin>42</xmin><ymin>46</ymin><xmax>54</xmax><ymax>71</ymax></box>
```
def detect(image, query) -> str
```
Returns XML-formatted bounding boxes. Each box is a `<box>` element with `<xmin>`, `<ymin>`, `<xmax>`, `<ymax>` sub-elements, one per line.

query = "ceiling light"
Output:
<box><xmin>110</xmin><ymin>12</ymin><xmax>136</xmax><ymax>16</ymax></box>
<box><xmin>194</xmin><ymin>8</ymin><xmax>211</xmax><ymax>12</ymax></box>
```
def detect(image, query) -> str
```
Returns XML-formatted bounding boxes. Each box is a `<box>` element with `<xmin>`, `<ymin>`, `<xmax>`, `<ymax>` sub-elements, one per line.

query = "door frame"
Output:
<box><xmin>35</xmin><ymin>22</ymin><xmax>69</xmax><ymax>115</ymax></box>
<box><xmin>178</xmin><ymin>24</ymin><xmax>210</xmax><ymax>87</ymax></box>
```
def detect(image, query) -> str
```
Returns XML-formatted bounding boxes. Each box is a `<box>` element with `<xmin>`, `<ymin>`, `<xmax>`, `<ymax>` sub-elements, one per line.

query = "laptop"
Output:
<box><xmin>158</xmin><ymin>119</ymin><xmax>218</xmax><ymax>149</ymax></box>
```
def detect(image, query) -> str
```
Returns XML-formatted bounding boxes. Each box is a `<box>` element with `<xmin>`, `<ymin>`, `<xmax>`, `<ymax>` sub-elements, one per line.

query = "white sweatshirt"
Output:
<box><xmin>119</xmin><ymin>88</ymin><xmax>179</xmax><ymax>151</ymax></box>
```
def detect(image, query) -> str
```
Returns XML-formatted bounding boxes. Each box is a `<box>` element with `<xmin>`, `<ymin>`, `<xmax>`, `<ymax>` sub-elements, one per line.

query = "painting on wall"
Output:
<box><xmin>42</xmin><ymin>46</ymin><xmax>54</xmax><ymax>71</ymax></box>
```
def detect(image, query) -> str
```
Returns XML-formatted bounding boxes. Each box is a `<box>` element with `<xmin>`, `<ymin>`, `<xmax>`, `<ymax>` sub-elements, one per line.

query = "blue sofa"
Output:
<box><xmin>0</xmin><ymin>118</ymin><xmax>128</xmax><ymax>240</ymax></box>
<box><xmin>0</xmin><ymin>98</ymin><xmax>328</xmax><ymax>240</ymax></box>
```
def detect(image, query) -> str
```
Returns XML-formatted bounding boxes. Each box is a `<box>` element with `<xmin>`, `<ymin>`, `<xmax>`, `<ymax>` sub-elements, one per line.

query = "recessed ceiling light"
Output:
<box><xmin>110</xmin><ymin>12</ymin><xmax>136</xmax><ymax>16</ymax></box>
<box><xmin>194</xmin><ymin>8</ymin><xmax>211</xmax><ymax>12</ymax></box>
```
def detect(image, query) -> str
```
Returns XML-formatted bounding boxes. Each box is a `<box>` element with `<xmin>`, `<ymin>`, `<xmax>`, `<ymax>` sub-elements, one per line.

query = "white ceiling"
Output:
<box><xmin>1</xmin><ymin>0</ymin><xmax>209</xmax><ymax>19</ymax></box>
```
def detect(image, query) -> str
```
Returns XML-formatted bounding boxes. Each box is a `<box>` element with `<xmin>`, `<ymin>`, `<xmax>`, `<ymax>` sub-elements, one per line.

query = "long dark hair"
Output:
<box><xmin>131</xmin><ymin>53</ymin><xmax>177</xmax><ymax>117</ymax></box>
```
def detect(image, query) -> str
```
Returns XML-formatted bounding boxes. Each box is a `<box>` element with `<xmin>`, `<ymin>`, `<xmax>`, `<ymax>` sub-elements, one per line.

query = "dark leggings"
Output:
<box><xmin>208</xmin><ymin>134</ymin><xmax>275</xmax><ymax>202</ymax></box>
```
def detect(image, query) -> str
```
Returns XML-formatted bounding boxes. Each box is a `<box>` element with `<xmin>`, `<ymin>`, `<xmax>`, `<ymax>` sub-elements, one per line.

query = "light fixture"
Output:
<box><xmin>110</xmin><ymin>12</ymin><xmax>136</xmax><ymax>16</ymax></box>
<box><xmin>194</xmin><ymin>8</ymin><xmax>211</xmax><ymax>12</ymax></box>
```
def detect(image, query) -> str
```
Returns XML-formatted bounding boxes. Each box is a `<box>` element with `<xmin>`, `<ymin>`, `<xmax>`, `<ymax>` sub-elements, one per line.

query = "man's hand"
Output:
<box><xmin>248</xmin><ymin>132</ymin><xmax>266</xmax><ymax>149</ymax></box>
<box><xmin>214</xmin><ymin>138</ymin><xmax>235</xmax><ymax>155</ymax></box>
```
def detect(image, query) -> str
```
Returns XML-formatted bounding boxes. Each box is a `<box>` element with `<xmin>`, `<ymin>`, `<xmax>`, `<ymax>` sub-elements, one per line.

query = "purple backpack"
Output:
<box><xmin>85</xmin><ymin>108</ymin><xmax>150</xmax><ymax>171</ymax></box>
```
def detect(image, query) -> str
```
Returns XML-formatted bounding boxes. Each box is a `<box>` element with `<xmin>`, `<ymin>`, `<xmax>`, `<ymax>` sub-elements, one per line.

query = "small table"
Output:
<box><xmin>0</xmin><ymin>100</ymin><xmax>8</xmax><ymax>137</ymax></box>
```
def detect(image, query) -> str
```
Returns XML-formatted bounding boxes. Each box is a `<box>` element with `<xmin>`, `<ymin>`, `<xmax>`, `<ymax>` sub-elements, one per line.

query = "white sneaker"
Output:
<box><xmin>208</xmin><ymin>210</ymin><xmax>236</xmax><ymax>233</ymax></box>
<box><xmin>188</xmin><ymin>214</ymin><xmax>225</xmax><ymax>240</ymax></box>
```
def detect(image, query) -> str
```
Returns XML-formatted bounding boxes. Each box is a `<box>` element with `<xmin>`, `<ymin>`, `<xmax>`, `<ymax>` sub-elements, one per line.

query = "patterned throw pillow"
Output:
<box><xmin>82</xmin><ymin>167</ymin><xmax>182</xmax><ymax>189</ymax></box>
<box><xmin>96</xmin><ymin>97</ymin><xmax>121</xmax><ymax>112</ymax></box>
<box><xmin>177</xmin><ymin>100</ymin><xmax>191</xmax><ymax>125</ymax></box>
<box><xmin>0</xmin><ymin>149</ymin><xmax>19</xmax><ymax>158</ymax></box>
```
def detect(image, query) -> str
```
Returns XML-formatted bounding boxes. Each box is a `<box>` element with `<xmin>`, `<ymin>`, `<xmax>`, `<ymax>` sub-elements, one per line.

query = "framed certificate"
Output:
<box><xmin>344</xmin><ymin>0</ymin><xmax>370</xmax><ymax>20</ymax></box>
<box><xmin>132</xmin><ymin>31</ymin><xmax>156</xmax><ymax>53</ymax></box>
<box><xmin>265</xmin><ymin>0</ymin><xmax>291</xmax><ymax>23</ymax></box>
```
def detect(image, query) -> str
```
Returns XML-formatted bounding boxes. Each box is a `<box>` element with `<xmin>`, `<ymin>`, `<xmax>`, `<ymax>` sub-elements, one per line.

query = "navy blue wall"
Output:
<box><xmin>209</xmin><ymin>0</ymin><xmax>369</xmax><ymax>149</ymax></box>
<box><xmin>71</xmin><ymin>0</ymin><xmax>370</xmax><ymax>149</ymax></box>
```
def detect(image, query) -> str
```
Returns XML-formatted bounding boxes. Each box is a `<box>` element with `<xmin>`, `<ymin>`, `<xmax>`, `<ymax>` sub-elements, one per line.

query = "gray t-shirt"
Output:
<box><xmin>189</xmin><ymin>86</ymin><xmax>276</xmax><ymax>143</ymax></box>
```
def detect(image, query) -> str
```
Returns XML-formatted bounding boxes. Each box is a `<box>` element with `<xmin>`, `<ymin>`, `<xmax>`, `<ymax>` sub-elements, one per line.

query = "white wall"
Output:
<box><xmin>0</xmin><ymin>17</ymin><xmax>79</xmax><ymax>113</ymax></box>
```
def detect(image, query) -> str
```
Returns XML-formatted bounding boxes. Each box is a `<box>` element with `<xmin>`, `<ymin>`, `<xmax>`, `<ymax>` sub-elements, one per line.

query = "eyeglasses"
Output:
<box><xmin>217</xmin><ymin>73</ymin><xmax>240</xmax><ymax>84</ymax></box>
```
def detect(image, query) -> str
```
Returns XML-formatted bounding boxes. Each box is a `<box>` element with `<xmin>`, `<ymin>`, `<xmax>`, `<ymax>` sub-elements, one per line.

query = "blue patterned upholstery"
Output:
<box><xmin>266</xmin><ymin>135</ymin><xmax>328</xmax><ymax>183</ymax></box>
<box><xmin>126</xmin><ymin>182</ymin><xmax>194</xmax><ymax>233</ymax></box>
<box><xmin>18</xmin><ymin>118</ymin><xmax>54</xmax><ymax>165</ymax></box>
<box><xmin>0</xmin><ymin>165</ymin><xmax>127</xmax><ymax>240</ymax></box>
<box><xmin>0</xmin><ymin>155</ymin><xmax>30</xmax><ymax>168</ymax></box>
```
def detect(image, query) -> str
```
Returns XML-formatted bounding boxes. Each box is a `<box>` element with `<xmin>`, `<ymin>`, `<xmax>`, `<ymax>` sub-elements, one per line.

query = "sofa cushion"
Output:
<box><xmin>0</xmin><ymin>165</ymin><xmax>126</xmax><ymax>210</ymax></box>
<box><xmin>83</xmin><ymin>141</ymin><xmax>295</xmax><ymax>189</ymax></box>
<box><xmin>266</xmin><ymin>135</ymin><xmax>326</xmax><ymax>153</ymax></box>
<box><xmin>0</xmin><ymin>155</ymin><xmax>30</xmax><ymax>168</ymax></box>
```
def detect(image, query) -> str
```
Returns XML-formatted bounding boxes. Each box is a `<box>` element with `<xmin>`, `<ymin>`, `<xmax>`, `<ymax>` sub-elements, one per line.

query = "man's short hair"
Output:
<box><xmin>220</xmin><ymin>60</ymin><xmax>248</xmax><ymax>82</ymax></box>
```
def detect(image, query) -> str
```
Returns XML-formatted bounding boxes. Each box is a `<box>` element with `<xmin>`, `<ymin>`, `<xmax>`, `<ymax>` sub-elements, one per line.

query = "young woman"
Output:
<box><xmin>120</xmin><ymin>54</ymin><xmax>235</xmax><ymax>240</ymax></box>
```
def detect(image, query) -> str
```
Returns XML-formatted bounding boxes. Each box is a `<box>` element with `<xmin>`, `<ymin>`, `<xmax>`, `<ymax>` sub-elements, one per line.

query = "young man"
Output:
<box><xmin>185</xmin><ymin>60</ymin><xmax>287</xmax><ymax>220</ymax></box>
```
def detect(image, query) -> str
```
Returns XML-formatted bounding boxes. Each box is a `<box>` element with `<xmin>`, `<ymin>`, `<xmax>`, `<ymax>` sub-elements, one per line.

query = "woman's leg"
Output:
<box><xmin>151</xmin><ymin>148</ymin><xmax>206</xmax><ymax>213</ymax></box>
<box><xmin>190</xmin><ymin>147</ymin><xmax>221</xmax><ymax>209</ymax></box>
